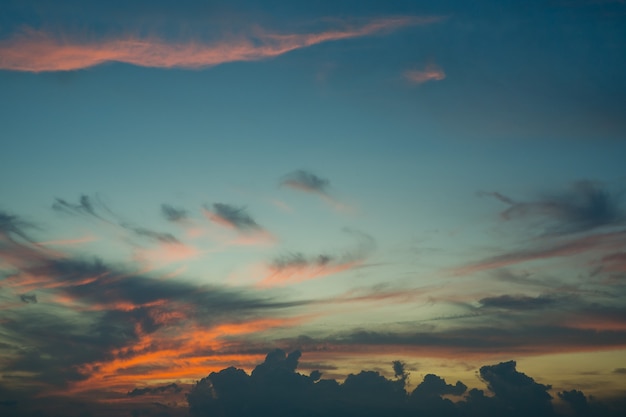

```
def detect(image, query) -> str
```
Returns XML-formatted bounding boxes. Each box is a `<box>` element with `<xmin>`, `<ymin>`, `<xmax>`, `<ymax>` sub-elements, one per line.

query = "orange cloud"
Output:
<box><xmin>68</xmin><ymin>316</ymin><xmax>306</xmax><ymax>393</ymax></box>
<box><xmin>0</xmin><ymin>17</ymin><xmax>440</xmax><ymax>72</ymax></box>
<box><xmin>404</xmin><ymin>63</ymin><xmax>446</xmax><ymax>85</ymax></box>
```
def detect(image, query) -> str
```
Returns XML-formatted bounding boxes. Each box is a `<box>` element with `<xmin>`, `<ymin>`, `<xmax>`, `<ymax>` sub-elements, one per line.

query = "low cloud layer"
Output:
<box><xmin>185</xmin><ymin>350</ymin><xmax>624</xmax><ymax>417</ymax></box>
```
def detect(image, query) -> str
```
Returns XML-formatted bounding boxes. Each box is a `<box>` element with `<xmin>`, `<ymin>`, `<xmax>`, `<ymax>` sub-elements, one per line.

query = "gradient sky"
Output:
<box><xmin>1</xmin><ymin>0</ymin><xmax>626</xmax><ymax>416</ymax></box>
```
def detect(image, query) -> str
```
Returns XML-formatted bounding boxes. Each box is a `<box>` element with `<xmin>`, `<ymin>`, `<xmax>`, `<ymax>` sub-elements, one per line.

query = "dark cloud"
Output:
<box><xmin>128</xmin><ymin>383</ymin><xmax>182</xmax><ymax>397</ymax></box>
<box><xmin>186</xmin><ymin>351</ymin><xmax>625</xmax><ymax>417</ymax></box>
<box><xmin>271</xmin><ymin>229</ymin><xmax>375</xmax><ymax>270</ymax></box>
<box><xmin>0</xmin><ymin>228</ymin><xmax>307</xmax><ymax>393</ymax></box>
<box><xmin>558</xmin><ymin>390</ymin><xmax>590</xmax><ymax>417</ymax></box>
<box><xmin>19</xmin><ymin>294</ymin><xmax>37</xmax><ymax>304</ymax></box>
<box><xmin>52</xmin><ymin>194</ymin><xmax>112</xmax><ymax>223</ymax></box>
<box><xmin>479</xmin><ymin>294</ymin><xmax>557</xmax><ymax>310</ymax></box>
<box><xmin>0</xmin><ymin>210</ymin><xmax>36</xmax><ymax>243</ymax></box>
<box><xmin>479</xmin><ymin>361</ymin><xmax>553</xmax><ymax>417</ymax></box>
<box><xmin>280</xmin><ymin>170</ymin><xmax>330</xmax><ymax>195</ymax></box>
<box><xmin>412</xmin><ymin>374</ymin><xmax>467</xmax><ymax>398</ymax></box>
<box><xmin>52</xmin><ymin>195</ymin><xmax>184</xmax><ymax>245</ymax></box>
<box><xmin>122</xmin><ymin>224</ymin><xmax>181</xmax><ymax>244</ymax></box>
<box><xmin>205</xmin><ymin>203</ymin><xmax>261</xmax><ymax>231</ymax></box>
<box><xmin>482</xmin><ymin>180</ymin><xmax>624</xmax><ymax>235</ymax></box>
<box><xmin>161</xmin><ymin>204</ymin><xmax>188</xmax><ymax>222</ymax></box>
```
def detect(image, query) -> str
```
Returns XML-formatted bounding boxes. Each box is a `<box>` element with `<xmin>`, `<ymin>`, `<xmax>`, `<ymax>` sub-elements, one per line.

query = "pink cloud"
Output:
<box><xmin>404</xmin><ymin>63</ymin><xmax>446</xmax><ymax>85</ymax></box>
<box><xmin>0</xmin><ymin>17</ymin><xmax>440</xmax><ymax>72</ymax></box>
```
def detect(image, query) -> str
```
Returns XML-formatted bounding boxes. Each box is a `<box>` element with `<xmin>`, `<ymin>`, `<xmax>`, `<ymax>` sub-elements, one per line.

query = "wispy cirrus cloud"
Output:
<box><xmin>280</xmin><ymin>170</ymin><xmax>330</xmax><ymax>196</ymax></box>
<box><xmin>203</xmin><ymin>203</ymin><xmax>263</xmax><ymax>232</ymax></box>
<box><xmin>0</xmin><ymin>17</ymin><xmax>441</xmax><ymax>72</ymax></box>
<box><xmin>404</xmin><ymin>63</ymin><xmax>446</xmax><ymax>85</ymax></box>
<box><xmin>280</xmin><ymin>169</ymin><xmax>352</xmax><ymax>211</ymax></box>
<box><xmin>259</xmin><ymin>229</ymin><xmax>375</xmax><ymax>287</ymax></box>
<box><xmin>480</xmin><ymin>180</ymin><xmax>625</xmax><ymax>236</ymax></box>
<box><xmin>453</xmin><ymin>229</ymin><xmax>626</xmax><ymax>276</ymax></box>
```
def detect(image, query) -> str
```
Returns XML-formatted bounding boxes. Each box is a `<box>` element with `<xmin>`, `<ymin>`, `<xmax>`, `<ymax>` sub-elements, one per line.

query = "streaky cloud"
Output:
<box><xmin>0</xmin><ymin>17</ymin><xmax>441</xmax><ymax>72</ymax></box>
<box><xmin>260</xmin><ymin>229</ymin><xmax>375</xmax><ymax>287</ymax></box>
<box><xmin>280</xmin><ymin>170</ymin><xmax>330</xmax><ymax>195</ymax></box>
<box><xmin>127</xmin><ymin>382</ymin><xmax>181</xmax><ymax>397</ymax></box>
<box><xmin>404</xmin><ymin>63</ymin><xmax>446</xmax><ymax>85</ymax></box>
<box><xmin>204</xmin><ymin>203</ymin><xmax>262</xmax><ymax>232</ymax></box>
<box><xmin>481</xmin><ymin>180</ymin><xmax>625</xmax><ymax>236</ymax></box>
<box><xmin>453</xmin><ymin>229</ymin><xmax>626</xmax><ymax>276</ymax></box>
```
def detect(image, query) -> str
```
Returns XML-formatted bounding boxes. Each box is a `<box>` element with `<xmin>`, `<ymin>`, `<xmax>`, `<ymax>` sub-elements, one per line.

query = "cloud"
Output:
<box><xmin>0</xmin><ymin>210</ymin><xmax>37</xmax><ymax>244</ymax></box>
<box><xmin>279</xmin><ymin>170</ymin><xmax>352</xmax><ymax>211</ymax></box>
<box><xmin>123</xmin><ymin>225</ymin><xmax>181</xmax><ymax>244</ymax></box>
<box><xmin>19</xmin><ymin>294</ymin><xmax>37</xmax><ymax>304</ymax></box>
<box><xmin>52</xmin><ymin>194</ymin><xmax>113</xmax><ymax>223</ymax></box>
<box><xmin>481</xmin><ymin>180</ymin><xmax>625</xmax><ymax>236</ymax></box>
<box><xmin>53</xmin><ymin>195</ymin><xmax>187</xmax><ymax>247</ymax></box>
<box><xmin>186</xmin><ymin>351</ymin><xmax>625</xmax><ymax>417</ymax></box>
<box><xmin>204</xmin><ymin>203</ymin><xmax>262</xmax><ymax>232</ymax></box>
<box><xmin>479</xmin><ymin>294</ymin><xmax>557</xmax><ymax>310</ymax></box>
<box><xmin>0</xmin><ymin>17</ymin><xmax>440</xmax><ymax>72</ymax></box>
<box><xmin>453</xmin><ymin>229</ymin><xmax>626</xmax><ymax>276</ymax></box>
<box><xmin>404</xmin><ymin>63</ymin><xmax>446</xmax><ymax>85</ymax></box>
<box><xmin>280</xmin><ymin>170</ymin><xmax>330</xmax><ymax>195</ymax></box>
<box><xmin>127</xmin><ymin>382</ymin><xmax>182</xmax><ymax>397</ymax></box>
<box><xmin>161</xmin><ymin>204</ymin><xmax>189</xmax><ymax>222</ymax></box>
<box><xmin>259</xmin><ymin>229</ymin><xmax>375</xmax><ymax>287</ymax></box>
<box><xmin>0</xmin><ymin>222</ymin><xmax>307</xmax><ymax>394</ymax></box>
<box><xmin>478</xmin><ymin>361</ymin><xmax>553</xmax><ymax>417</ymax></box>
<box><xmin>558</xmin><ymin>390</ymin><xmax>590</xmax><ymax>417</ymax></box>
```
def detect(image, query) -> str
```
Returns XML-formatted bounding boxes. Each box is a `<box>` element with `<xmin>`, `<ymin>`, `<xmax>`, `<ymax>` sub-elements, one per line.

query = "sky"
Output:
<box><xmin>1</xmin><ymin>0</ymin><xmax>626</xmax><ymax>416</ymax></box>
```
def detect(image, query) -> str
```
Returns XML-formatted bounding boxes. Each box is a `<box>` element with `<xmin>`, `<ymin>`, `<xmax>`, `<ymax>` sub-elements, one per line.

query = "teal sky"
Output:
<box><xmin>1</xmin><ymin>1</ymin><xmax>626</xmax><ymax>416</ymax></box>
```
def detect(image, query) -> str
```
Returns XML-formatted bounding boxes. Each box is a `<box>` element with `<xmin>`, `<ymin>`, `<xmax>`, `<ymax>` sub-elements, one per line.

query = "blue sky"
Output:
<box><xmin>1</xmin><ymin>1</ymin><xmax>626</xmax><ymax>416</ymax></box>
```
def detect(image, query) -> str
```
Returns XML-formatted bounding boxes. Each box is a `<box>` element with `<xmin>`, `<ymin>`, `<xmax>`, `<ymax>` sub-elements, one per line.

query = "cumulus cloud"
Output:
<box><xmin>186</xmin><ymin>351</ymin><xmax>624</xmax><ymax>417</ymax></box>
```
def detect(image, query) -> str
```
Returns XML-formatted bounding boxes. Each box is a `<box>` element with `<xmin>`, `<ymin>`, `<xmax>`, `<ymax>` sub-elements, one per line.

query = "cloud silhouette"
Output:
<box><xmin>185</xmin><ymin>351</ymin><xmax>625</xmax><ymax>417</ymax></box>
<box><xmin>128</xmin><ymin>382</ymin><xmax>182</xmax><ymax>397</ymax></box>
<box><xmin>19</xmin><ymin>294</ymin><xmax>37</xmax><ymax>304</ymax></box>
